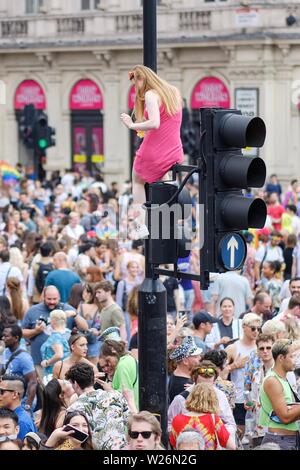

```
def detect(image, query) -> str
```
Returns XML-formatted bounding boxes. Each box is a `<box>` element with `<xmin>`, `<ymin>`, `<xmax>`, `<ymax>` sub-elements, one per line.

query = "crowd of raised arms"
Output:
<box><xmin>0</xmin><ymin>169</ymin><xmax>299</xmax><ymax>451</ymax></box>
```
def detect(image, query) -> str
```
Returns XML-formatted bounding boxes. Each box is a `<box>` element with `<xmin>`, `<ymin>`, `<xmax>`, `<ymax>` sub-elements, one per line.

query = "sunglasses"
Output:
<box><xmin>248</xmin><ymin>326</ymin><xmax>261</xmax><ymax>332</ymax></box>
<box><xmin>0</xmin><ymin>435</ymin><xmax>18</xmax><ymax>443</ymax></box>
<box><xmin>197</xmin><ymin>367</ymin><xmax>216</xmax><ymax>377</ymax></box>
<box><xmin>258</xmin><ymin>346</ymin><xmax>272</xmax><ymax>351</ymax></box>
<box><xmin>128</xmin><ymin>431</ymin><xmax>153</xmax><ymax>440</ymax></box>
<box><xmin>0</xmin><ymin>389</ymin><xmax>16</xmax><ymax>395</ymax></box>
<box><xmin>128</xmin><ymin>71</ymin><xmax>134</xmax><ymax>81</ymax></box>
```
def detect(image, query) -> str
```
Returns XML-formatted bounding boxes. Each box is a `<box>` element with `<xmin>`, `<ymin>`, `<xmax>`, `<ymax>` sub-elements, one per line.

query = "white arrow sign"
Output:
<box><xmin>227</xmin><ymin>236</ymin><xmax>239</xmax><ymax>268</ymax></box>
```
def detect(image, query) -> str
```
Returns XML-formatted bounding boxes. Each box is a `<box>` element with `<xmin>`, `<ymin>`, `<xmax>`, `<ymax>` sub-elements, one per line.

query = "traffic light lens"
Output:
<box><xmin>245</xmin><ymin>117</ymin><xmax>266</xmax><ymax>147</ymax></box>
<box><xmin>221</xmin><ymin>195</ymin><xmax>267</xmax><ymax>230</ymax></box>
<box><xmin>38</xmin><ymin>139</ymin><xmax>48</xmax><ymax>149</ymax></box>
<box><xmin>248</xmin><ymin>198</ymin><xmax>267</xmax><ymax>228</ymax></box>
<box><xmin>220</xmin><ymin>113</ymin><xmax>266</xmax><ymax>148</ymax></box>
<box><xmin>220</xmin><ymin>155</ymin><xmax>266</xmax><ymax>189</ymax></box>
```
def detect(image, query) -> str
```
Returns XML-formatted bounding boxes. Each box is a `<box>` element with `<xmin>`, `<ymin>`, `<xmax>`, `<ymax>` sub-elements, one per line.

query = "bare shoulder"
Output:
<box><xmin>225</xmin><ymin>342</ymin><xmax>236</xmax><ymax>358</ymax></box>
<box><xmin>145</xmin><ymin>89</ymin><xmax>161</xmax><ymax>104</ymax></box>
<box><xmin>264</xmin><ymin>375</ymin><xmax>282</xmax><ymax>391</ymax></box>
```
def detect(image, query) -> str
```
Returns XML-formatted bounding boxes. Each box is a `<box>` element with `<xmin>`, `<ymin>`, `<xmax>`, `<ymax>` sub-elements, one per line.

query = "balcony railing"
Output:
<box><xmin>1</xmin><ymin>20</ymin><xmax>28</xmax><ymax>38</ymax></box>
<box><xmin>57</xmin><ymin>18</ymin><xmax>85</xmax><ymax>35</ymax></box>
<box><xmin>115</xmin><ymin>14</ymin><xmax>143</xmax><ymax>33</ymax></box>
<box><xmin>0</xmin><ymin>5</ymin><xmax>294</xmax><ymax>43</ymax></box>
<box><xmin>179</xmin><ymin>11</ymin><xmax>211</xmax><ymax>31</ymax></box>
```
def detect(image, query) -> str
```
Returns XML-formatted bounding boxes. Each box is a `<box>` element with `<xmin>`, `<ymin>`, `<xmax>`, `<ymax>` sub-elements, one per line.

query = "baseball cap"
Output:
<box><xmin>169</xmin><ymin>336</ymin><xmax>202</xmax><ymax>362</ymax></box>
<box><xmin>193</xmin><ymin>311</ymin><xmax>218</xmax><ymax>329</ymax></box>
<box><xmin>98</xmin><ymin>326</ymin><xmax>122</xmax><ymax>342</ymax></box>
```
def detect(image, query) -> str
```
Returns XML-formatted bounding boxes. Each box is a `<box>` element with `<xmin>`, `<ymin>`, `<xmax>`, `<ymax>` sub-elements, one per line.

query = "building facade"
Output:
<box><xmin>0</xmin><ymin>0</ymin><xmax>300</xmax><ymax>186</ymax></box>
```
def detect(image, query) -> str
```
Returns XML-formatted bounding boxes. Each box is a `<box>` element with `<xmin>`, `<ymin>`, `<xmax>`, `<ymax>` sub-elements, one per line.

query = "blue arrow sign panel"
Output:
<box><xmin>219</xmin><ymin>233</ymin><xmax>247</xmax><ymax>271</ymax></box>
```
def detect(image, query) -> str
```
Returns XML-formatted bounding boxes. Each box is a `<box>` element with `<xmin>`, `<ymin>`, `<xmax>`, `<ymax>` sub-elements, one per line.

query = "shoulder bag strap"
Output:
<box><xmin>287</xmin><ymin>380</ymin><xmax>300</xmax><ymax>403</ymax></box>
<box><xmin>3</xmin><ymin>349</ymin><xmax>26</xmax><ymax>374</ymax></box>
<box><xmin>259</xmin><ymin>246</ymin><xmax>268</xmax><ymax>275</ymax></box>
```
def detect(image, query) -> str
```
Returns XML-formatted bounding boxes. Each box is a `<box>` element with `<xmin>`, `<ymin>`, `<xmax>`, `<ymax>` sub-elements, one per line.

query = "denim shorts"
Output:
<box><xmin>262</xmin><ymin>432</ymin><xmax>299</xmax><ymax>450</ymax></box>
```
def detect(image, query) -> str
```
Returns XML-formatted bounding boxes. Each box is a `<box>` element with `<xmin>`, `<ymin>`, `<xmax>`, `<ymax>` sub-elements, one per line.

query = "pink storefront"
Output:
<box><xmin>70</xmin><ymin>79</ymin><xmax>104</xmax><ymax>173</ymax></box>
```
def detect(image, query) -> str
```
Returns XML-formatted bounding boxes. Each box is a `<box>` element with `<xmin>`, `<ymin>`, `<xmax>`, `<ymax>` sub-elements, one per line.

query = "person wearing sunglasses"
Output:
<box><xmin>225</xmin><ymin>313</ymin><xmax>262</xmax><ymax>439</ymax></box>
<box><xmin>259</xmin><ymin>339</ymin><xmax>300</xmax><ymax>450</ymax></box>
<box><xmin>243</xmin><ymin>333</ymin><xmax>275</xmax><ymax>447</ymax></box>
<box><xmin>0</xmin><ymin>375</ymin><xmax>36</xmax><ymax>440</ymax></box>
<box><xmin>126</xmin><ymin>411</ymin><xmax>163</xmax><ymax>451</ymax></box>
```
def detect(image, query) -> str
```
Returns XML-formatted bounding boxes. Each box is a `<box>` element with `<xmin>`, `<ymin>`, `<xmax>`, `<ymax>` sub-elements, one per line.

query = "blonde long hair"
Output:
<box><xmin>130</xmin><ymin>65</ymin><xmax>182</xmax><ymax>121</ymax></box>
<box><xmin>185</xmin><ymin>383</ymin><xmax>219</xmax><ymax>414</ymax></box>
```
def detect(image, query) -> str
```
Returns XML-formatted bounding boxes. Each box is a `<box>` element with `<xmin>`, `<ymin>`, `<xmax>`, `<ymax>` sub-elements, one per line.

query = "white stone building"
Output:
<box><xmin>0</xmin><ymin>0</ymin><xmax>300</xmax><ymax>186</ymax></box>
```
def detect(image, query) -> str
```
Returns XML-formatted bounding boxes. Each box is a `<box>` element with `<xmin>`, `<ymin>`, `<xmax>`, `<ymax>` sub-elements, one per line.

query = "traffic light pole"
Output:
<box><xmin>33</xmin><ymin>149</ymin><xmax>40</xmax><ymax>182</ymax></box>
<box><xmin>138</xmin><ymin>0</ymin><xmax>170</xmax><ymax>447</ymax></box>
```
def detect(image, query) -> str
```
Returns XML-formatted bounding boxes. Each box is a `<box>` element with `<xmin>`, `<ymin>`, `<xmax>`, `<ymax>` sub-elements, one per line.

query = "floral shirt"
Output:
<box><xmin>67</xmin><ymin>389</ymin><xmax>130</xmax><ymax>450</ymax></box>
<box><xmin>244</xmin><ymin>351</ymin><xmax>265</xmax><ymax>437</ymax></box>
<box><xmin>215</xmin><ymin>377</ymin><xmax>236</xmax><ymax>410</ymax></box>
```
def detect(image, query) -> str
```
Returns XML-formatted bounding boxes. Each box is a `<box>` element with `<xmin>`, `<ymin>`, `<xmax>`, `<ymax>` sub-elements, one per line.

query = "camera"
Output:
<box><xmin>36</xmin><ymin>316</ymin><xmax>48</xmax><ymax>326</ymax></box>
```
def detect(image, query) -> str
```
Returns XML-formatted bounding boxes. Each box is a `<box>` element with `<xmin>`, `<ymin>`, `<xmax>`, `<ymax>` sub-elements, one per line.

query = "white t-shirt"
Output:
<box><xmin>64</xmin><ymin>224</ymin><xmax>85</xmax><ymax>241</ymax></box>
<box><xmin>211</xmin><ymin>271</ymin><xmax>253</xmax><ymax>318</ymax></box>
<box><xmin>255</xmin><ymin>244</ymin><xmax>284</xmax><ymax>264</ymax></box>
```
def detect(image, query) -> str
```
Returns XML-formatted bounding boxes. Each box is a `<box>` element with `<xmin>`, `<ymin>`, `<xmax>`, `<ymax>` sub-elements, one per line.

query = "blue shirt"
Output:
<box><xmin>14</xmin><ymin>405</ymin><xmax>37</xmax><ymax>440</ymax></box>
<box><xmin>45</xmin><ymin>269</ymin><xmax>81</xmax><ymax>303</ymax></box>
<box><xmin>177</xmin><ymin>256</ymin><xmax>193</xmax><ymax>290</ymax></box>
<box><xmin>40</xmin><ymin>331</ymin><xmax>70</xmax><ymax>374</ymax></box>
<box><xmin>3</xmin><ymin>347</ymin><xmax>35</xmax><ymax>377</ymax></box>
<box><xmin>21</xmin><ymin>302</ymin><xmax>76</xmax><ymax>365</ymax></box>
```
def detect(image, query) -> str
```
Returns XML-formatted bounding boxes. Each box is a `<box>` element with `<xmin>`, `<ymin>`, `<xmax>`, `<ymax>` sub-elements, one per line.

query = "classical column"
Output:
<box><xmin>102</xmin><ymin>71</ymin><xmax>128</xmax><ymax>183</ymax></box>
<box><xmin>44</xmin><ymin>71</ymin><xmax>69</xmax><ymax>172</ymax></box>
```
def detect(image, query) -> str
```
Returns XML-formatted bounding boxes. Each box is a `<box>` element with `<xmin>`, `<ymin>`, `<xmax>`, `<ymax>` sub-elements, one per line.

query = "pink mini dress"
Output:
<box><xmin>133</xmin><ymin>105</ymin><xmax>184</xmax><ymax>183</ymax></box>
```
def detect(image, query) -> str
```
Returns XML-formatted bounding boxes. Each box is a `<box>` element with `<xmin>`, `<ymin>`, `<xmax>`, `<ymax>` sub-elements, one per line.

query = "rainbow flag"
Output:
<box><xmin>0</xmin><ymin>161</ymin><xmax>21</xmax><ymax>185</ymax></box>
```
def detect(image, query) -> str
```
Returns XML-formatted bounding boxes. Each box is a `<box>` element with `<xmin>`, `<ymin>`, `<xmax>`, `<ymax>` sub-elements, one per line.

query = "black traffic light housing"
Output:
<box><xmin>199</xmin><ymin>107</ymin><xmax>267</xmax><ymax>275</ymax></box>
<box><xmin>18</xmin><ymin>104</ymin><xmax>36</xmax><ymax>148</ymax></box>
<box><xmin>146</xmin><ymin>182</ymin><xmax>192</xmax><ymax>266</ymax></box>
<box><xmin>18</xmin><ymin>105</ymin><xmax>56</xmax><ymax>180</ymax></box>
<box><xmin>34</xmin><ymin>111</ymin><xmax>56</xmax><ymax>155</ymax></box>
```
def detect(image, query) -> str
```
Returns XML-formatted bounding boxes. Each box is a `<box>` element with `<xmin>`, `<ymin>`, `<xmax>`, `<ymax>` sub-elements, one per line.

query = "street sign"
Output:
<box><xmin>219</xmin><ymin>233</ymin><xmax>247</xmax><ymax>270</ymax></box>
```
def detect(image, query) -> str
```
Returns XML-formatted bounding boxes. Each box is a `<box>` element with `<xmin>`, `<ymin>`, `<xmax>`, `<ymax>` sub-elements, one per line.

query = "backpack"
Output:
<box><xmin>35</xmin><ymin>262</ymin><xmax>54</xmax><ymax>293</ymax></box>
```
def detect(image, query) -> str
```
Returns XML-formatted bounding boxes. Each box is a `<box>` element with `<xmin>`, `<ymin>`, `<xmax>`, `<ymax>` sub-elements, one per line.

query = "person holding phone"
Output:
<box><xmin>205</xmin><ymin>298</ymin><xmax>243</xmax><ymax>350</ymax></box>
<box><xmin>43</xmin><ymin>411</ymin><xmax>93</xmax><ymax>450</ymax></box>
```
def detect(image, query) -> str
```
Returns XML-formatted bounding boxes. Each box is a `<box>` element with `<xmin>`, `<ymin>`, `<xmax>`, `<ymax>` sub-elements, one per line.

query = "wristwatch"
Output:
<box><xmin>24</xmin><ymin>404</ymin><xmax>31</xmax><ymax>412</ymax></box>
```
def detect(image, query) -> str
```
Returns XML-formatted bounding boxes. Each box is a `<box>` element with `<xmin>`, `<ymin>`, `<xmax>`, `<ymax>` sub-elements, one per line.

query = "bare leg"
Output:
<box><xmin>132</xmin><ymin>169</ymin><xmax>146</xmax><ymax>206</ymax></box>
<box><xmin>132</xmin><ymin>169</ymin><xmax>147</xmax><ymax>227</ymax></box>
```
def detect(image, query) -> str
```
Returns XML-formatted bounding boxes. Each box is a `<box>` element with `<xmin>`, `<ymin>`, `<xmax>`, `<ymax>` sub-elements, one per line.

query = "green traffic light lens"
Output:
<box><xmin>38</xmin><ymin>138</ymin><xmax>48</xmax><ymax>149</ymax></box>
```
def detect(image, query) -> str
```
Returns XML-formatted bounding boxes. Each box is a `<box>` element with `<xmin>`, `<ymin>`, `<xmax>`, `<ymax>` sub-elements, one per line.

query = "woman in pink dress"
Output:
<box><xmin>121</xmin><ymin>65</ymin><xmax>184</xmax><ymax>239</ymax></box>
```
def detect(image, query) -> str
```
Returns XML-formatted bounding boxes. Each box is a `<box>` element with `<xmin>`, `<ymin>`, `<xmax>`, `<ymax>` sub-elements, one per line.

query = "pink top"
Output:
<box><xmin>133</xmin><ymin>105</ymin><xmax>184</xmax><ymax>183</ymax></box>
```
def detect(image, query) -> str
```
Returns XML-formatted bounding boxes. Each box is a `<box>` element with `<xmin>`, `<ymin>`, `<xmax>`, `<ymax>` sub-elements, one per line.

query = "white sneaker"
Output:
<box><xmin>131</xmin><ymin>224</ymin><xmax>149</xmax><ymax>240</ymax></box>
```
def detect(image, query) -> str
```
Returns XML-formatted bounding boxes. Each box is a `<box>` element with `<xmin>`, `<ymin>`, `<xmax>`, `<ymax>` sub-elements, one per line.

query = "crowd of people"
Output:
<box><xmin>0</xmin><ymin>168</ymin><xmax>299</xmax><ymax>451</ymax></box>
